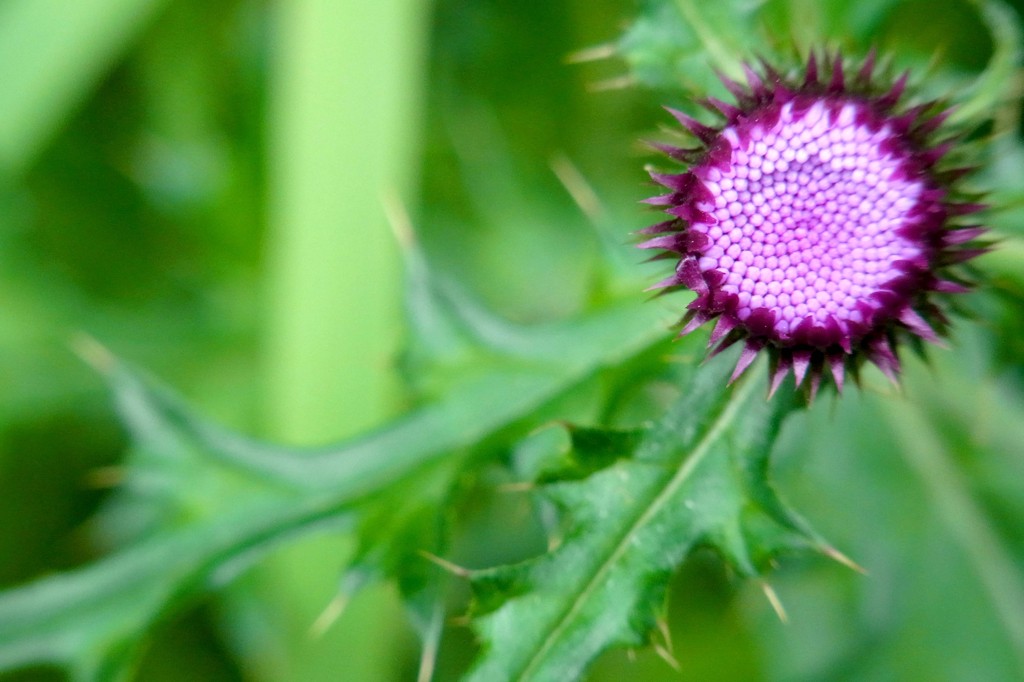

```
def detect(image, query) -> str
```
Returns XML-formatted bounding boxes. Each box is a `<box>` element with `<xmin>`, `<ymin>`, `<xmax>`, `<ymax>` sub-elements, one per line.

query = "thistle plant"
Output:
<box><xmin>0</xmin><ymin>1</ymin><xmax>1023</xmax><ymax>682</ymax></box>
<box><xmin>641</xmin><ymin>51</ymin><xmax>987</xmax><ymax>396</ymax></box>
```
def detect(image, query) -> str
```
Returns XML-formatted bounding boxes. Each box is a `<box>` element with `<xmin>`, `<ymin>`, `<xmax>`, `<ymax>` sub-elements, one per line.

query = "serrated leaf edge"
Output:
<box><xmin>513</xmin><ymin>373</ymin><xmax>760</xmax><ymax>680</ymax></box>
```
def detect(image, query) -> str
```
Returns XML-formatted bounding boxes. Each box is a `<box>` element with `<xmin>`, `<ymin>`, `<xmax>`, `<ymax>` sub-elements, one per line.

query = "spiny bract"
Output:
<box><xmin>640</xmin><ymin>50</ymin><xmax>986</xmax><ymax>398</ymax></box>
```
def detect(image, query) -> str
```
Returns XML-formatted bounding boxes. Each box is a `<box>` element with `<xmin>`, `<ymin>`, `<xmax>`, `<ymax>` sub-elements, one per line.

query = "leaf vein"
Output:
<box><xmin>514</xmin><ymin>374</ymin><xmax>759</xmax><ymax>680</ymax></box>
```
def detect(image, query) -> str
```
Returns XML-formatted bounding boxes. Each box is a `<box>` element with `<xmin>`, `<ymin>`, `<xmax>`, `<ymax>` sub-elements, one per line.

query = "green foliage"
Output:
<box><xmin>758</xmin><ymin>333</ymin><xmax>1024</xmax><ymax>680</ymax></box>
<box><xmin>1</xmin><ymin>0</ymin><xmax>1024</xmax><ymax>681</ymax></box>
<box><xmin>0</xmin><ymin>279</ymin><xmax>669</xmax><ymax>678</ymax></box>
<box><xmin>0</xmin><ymin>0</ymin><xmax>168</xmax><ymax>174</ymax></box>
<box><xmin>465</xmin><ymin>361</ymin><xmax>815</xmax><ymax>681</ymax></box>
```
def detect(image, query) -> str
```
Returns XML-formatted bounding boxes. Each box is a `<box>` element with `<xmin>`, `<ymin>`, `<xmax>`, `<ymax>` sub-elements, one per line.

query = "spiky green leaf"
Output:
<box><xmin>0</xmin><ymin>295</ymin><xmax>670</xmax><ymax>680</ymax></box>
<box><xmin>465</xmin><ymin>358</ymin><xmax>821</xmax><ymax>681</ymax></box>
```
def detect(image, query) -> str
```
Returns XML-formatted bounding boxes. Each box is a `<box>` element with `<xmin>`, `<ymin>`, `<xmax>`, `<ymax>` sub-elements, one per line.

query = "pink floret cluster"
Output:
<box><xmin>641</xmin><ymin>52</ymin><xmax>986</xmax><ymax>397</ymax></box>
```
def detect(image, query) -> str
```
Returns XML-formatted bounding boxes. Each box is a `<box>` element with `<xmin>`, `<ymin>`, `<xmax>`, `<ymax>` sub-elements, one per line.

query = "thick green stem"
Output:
<box><xmin>263</xmin><ymin>0</ymin><xmax>428</xmax><ymax>443</ymax></box>
<box><xmin>223</xmin><ymin>1</ymin><xmax>432</xmax><ymax>681</ymax></box>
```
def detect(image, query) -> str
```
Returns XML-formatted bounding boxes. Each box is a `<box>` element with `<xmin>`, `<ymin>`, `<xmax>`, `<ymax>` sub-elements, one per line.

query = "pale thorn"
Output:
<box><xmin>761</xmin><ymin>582</ymin><xmax>789</xmax><ymax>624</ymax></box>
<box><xmin>821</xmin><ymin>544</ymin><xmax>869</xmax><ymax>575</ymax></box>
<box><xmin>380</xmin><ymin>187</ymin><xmax>416</xmax><ymax>252</ymax></box>
<box><xmin>653</xmin><ymin>643</ymin><xmax>682</xmax><ymax>671</ymax></box>
<box><xmin>588</xmin><ymin>74</ymin><xmax>637</xmax><ymax>92</ymax></box>
<box><xmin>417</xmin><ymin>604</ymin><xmax>445</xmax><ymax>682</ymax></box>
<box><xmin>565</xmin><ymin>42</ymin><xmax>617</xmax><ymax>64</ymax></box>
<box><xmin>69</xmin><ymin>333</ymin><xmax>116</xmax><ymax>374</ymax></box>
<box><xmin>418</xmin><ymin>646</ymin><xmax>438</xmax><ymax>682</ymax></box>
<box><xmin>308</xmin><ymin>592</ymin><xmax>350</xmax><ymax>639</ymax></box>
<box><xmin>550</xmin><ymin>152</ymin><xmax>607</xmax><ymax>224</ymax></box>
<box><xmin>418</xmin><ymin>550</ymin><xmax>472</xmax><ymax>578</ymax></box>
<box><xmin>656</xmin><ymin>616</ymin><xmax>675</xmax><ymax>655</ymax></box>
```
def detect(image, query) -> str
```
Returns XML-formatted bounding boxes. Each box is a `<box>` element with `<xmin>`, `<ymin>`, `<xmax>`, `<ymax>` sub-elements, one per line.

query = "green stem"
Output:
<box><xmin>223</xmin><ymin>1</ymin><xmax>432</xmax><ymax>681</ymax></box>
<box><xmin>263</xmin><ymin>0</ymin><xmax>429</xmax><ymax>443</ymax></box>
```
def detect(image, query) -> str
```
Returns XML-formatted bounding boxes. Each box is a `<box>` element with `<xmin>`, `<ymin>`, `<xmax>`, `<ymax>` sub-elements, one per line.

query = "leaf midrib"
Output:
<box><xmin>513</xmin><ymin>374</ymin><xmax>758</xmax><ymax>681</ymax></box>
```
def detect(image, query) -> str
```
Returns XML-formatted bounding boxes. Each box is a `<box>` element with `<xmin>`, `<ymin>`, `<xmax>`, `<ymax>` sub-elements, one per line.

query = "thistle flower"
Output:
<box><xmin>640</xmin><ymin>51</ymin><xmax>986</xmax><ymax>398</ymax></box>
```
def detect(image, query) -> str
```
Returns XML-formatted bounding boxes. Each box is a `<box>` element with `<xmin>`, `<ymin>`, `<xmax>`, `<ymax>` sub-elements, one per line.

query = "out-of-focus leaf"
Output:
<box><xmin>0</xmin><ymin>291</ymin><xmax>670</xmax><ymax>680</ymax></box>
<box><xmin>464</xmin><ymin>359</ymin><xmax>825</xmax><ymax>681</ymax></box>
<box><xmin>339</xmin><ymin>467</ymin><xmax>454</xmax><ymax>680</ymax></box>
<box><xmin>617</xmin><ymin>0</ymin><xmax>762</xmax><ymax>93</ymax></box>
<box><xmin>0</xmin><ymin>0</ymin><xmax>169</xmax><ymax>175</ymax></box>
<box><xmin>616</xmin><ymin>0</ymin><xmax>874</xmax><ymax>93</ymax></box>
<box><xmin>953</xmin><ymin>0</ymin><xmax>1023</xmax><ymax>125</ymax></box>
<box><xmin>616</xmin><ymin>0</ymin><xmax>1020</xmax><ymax>120</ymax></box>
<box><xmin>754</xmin><ymin>329</ymin><xmax>1024</xmax><ymax>682</ymax></box>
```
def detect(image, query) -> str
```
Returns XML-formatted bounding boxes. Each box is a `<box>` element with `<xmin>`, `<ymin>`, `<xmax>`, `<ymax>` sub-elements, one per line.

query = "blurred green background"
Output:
<box><xmin>1</xmin><ymin>0</ymin><xmax>1024</xmax><ymax>680</ymax></box>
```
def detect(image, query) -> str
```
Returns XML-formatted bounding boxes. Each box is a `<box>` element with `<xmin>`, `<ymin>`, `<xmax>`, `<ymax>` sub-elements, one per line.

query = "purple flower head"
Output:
<box><xmin>640</xmin><ymin>51</ymin><xmax>986</xmax><ymax>398</ymax></box>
